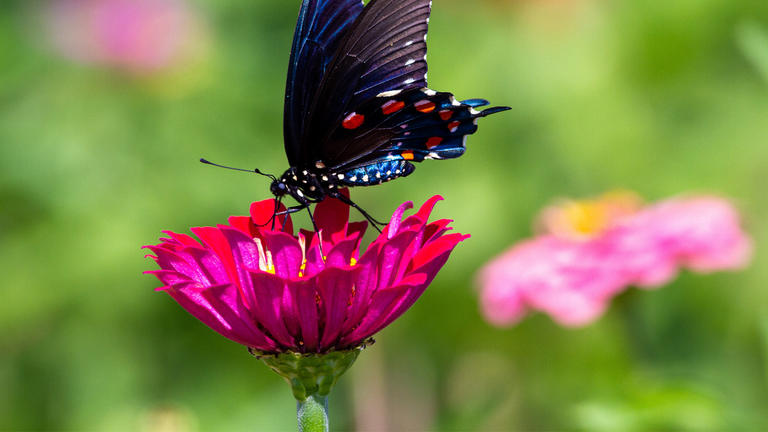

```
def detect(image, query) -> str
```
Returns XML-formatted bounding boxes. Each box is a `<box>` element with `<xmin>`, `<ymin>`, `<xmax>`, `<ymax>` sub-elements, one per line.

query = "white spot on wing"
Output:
<box><xmin>377</xmin><ymin>89</ymin><xmax>402</xmax><ymax>98</ymax></box>
<box><xmin>404</xmin><ymin>78</ymin><xmax>415</xmax><ymax>85</ymax></box>
<box><xmin>405</xmin><ymin>59</ymin><xmax>416</xmax><ymax>66</ymax></box>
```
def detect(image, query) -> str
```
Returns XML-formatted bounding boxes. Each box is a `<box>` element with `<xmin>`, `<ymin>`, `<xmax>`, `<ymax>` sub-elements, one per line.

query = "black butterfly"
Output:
<box><xmin>205</xmin><ymin>0</ymin><xmax>509</xmax><ymax>228</ymax></box>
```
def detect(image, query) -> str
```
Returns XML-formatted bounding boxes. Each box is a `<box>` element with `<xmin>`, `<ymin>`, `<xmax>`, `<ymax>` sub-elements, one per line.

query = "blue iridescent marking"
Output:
<box><xmin>339</xmin><ymin>159</ymin><xmax>414</xmax><ymax>186</ymax></box>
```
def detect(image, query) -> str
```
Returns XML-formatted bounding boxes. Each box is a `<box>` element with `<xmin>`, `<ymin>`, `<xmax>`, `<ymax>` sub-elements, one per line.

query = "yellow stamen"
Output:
<box><xmin>538</xmin><ymin>190</ymin><xmax>642</xmax><ymax>240</ymax></box>
<box><xmin>253</xmin><ymin>237</ymin><xmax>275</xmax><ymax>274</ymax></box>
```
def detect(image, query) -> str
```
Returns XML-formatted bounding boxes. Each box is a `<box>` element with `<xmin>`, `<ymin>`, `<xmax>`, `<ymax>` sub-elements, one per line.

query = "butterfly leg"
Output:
<box><xmin>275</xmin><ymin>204</ymin><xmax>309</xmax><ymax>216</ymax></box>
<box><xmin>275</xmin><ymin>203</ymin><xmax>326</xmax><ymax>257</ymax></box>
<box><xmin>329</xmin><ymin>192</ymin><xmax>386</xmax><ymax>233</ymax></box>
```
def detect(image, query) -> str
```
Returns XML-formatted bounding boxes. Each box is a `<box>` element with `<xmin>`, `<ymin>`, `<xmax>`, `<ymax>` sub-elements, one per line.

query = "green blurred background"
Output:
<box><xmin>2</xmin><ymin>0</ymin><xmax>768</xmax><ymax>430</ymax></box>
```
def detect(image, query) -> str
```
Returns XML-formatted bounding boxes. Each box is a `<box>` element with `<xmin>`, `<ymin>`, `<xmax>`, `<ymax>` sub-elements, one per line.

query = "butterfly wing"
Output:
<box><xmin>293</xmin><ymin>0</ymin><xmax>509</xmax><ymax>174</ymax></box>
<box><xmin>283</xmin><ymin>0</ymin><xmax>364</xmax><ymax>167</ymax></box>
<box><xmin>333</xmin><ymin>89</ymin><xmax>510</xmax><ymax>187</ymax></box>
<box><xmin>296</xmin><ymin>0</ymin><xmax>432</xmax><ymax>167</ymax></box>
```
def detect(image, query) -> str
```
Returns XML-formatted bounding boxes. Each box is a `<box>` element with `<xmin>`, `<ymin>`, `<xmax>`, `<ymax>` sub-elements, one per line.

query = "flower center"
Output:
<box><xmin>538</xmin><ymin>190</ymin><xmax>642</xmax><ymax>240</ymax></box>
<box><xmin>254</xmin><ymin>234</ymin><xmax>359</xmax><ymax>278</ymax></box>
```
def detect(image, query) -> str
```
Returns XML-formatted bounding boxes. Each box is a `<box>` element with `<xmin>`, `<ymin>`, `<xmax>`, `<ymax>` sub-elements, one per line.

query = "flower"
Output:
<box><xmin>478</xmin><ymin>192</ymin><xmax>753</xmax><ymax>327</ymax></box>
<box><xmin>44</xmin><ymin>0</ymin><xmax>208</xmax><ymax>76</ymax></box>
<box><xmin>144</xmin><ymin>190</ymin><xmax>468</xmax><ymax>354</ymax></box>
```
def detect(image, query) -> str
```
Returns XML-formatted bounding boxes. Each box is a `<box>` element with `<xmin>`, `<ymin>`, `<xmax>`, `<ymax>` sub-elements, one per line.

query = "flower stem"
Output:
<box><xmin>297</xmin><ymin>394</ymin><xmax>329</xmax><ymax>432</ymax></box>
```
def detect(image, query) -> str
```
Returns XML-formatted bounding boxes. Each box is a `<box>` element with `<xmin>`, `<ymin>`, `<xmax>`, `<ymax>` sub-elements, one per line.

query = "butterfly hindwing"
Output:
<box><xmin>330</xmin><ymin>88</ymin><xmax>510</xmax><ymax>186</ymax></box>
<box><xmin>284</xmin><ymin>0</ymin><xmax>364</xmax><ymax>167</ymax></box>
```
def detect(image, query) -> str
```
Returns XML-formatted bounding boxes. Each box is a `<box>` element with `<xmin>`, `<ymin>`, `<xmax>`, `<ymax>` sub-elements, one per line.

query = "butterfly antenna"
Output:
<box><xmin>200</xmin><ymin>158</ymin><xmax>276</xmax><ymax>181</ymax></box>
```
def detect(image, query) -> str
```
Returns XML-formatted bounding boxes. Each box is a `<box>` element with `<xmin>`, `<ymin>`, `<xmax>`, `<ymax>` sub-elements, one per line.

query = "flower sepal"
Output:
<box><xmin>250</xmin><ymin>339</ymin><xmax>374</xmax><ymax>401</ymax></box>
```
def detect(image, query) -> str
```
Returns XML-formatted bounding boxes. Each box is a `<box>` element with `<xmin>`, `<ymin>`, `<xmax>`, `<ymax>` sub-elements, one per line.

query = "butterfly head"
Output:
<box><xmin>270</xmin><ymin>178</ymin><xmax>289</xmax><ymax>197</ymax></box>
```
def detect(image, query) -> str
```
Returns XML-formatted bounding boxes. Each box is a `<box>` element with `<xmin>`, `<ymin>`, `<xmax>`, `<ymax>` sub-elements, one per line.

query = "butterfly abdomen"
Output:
<box><xmin>336</xmin><ymin>159</ymin><xmax>415</xmax><ymax>186</ymax></box>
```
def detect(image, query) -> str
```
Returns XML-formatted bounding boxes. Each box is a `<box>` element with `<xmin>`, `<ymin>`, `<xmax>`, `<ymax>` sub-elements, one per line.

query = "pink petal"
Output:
<box><xmin>346</xmin><ymin>221</ymin><xmax>368</xmax><ymax>258</ymax></box>
<box><xmin>248</xmin><ymin>272</ymin><xmax>295</xmax><ymax>348</ymax></box>
<box><xmin>414</xmin><ymin>195</ymin><xmax>444</xmax><ymax>222</ymax></box>
<box><xmin>163</xmin><ymin>230</ymin><xmax>201</xmax><ymax>247</ymax></box>
<box><xmin>313</xmin><ymin>189</ymin><xmax>350</xmax><ymax>250</ymax></box>
<box><xmin>376</xmin><ymin>229</ymin><xmax>418</xmax><ymax>290</ymax></box>
<box><xmin>339</xmin><ymin>273</ymin><xmax>427</xmax><ymax>346</ymax></box>
<box><xmin>228</xmin><ymin>215</ymin><xmax>259</xmax><ymax>238</ymax></box>
<box><xmin>423</xmin><ymin>219</ymin><xmax>453</xmax><ymax>244</ymax></box>
<box><xmin>180</xmin><ymin>246</ymin><xmax>231</xmax><ymax>286</ymax></box>
<box><xmin>145</xmin><ymin>269</ymin><xmax>191</xmax><ymax>288</ymax></box>
<box><xmin>166</xmin><ymin>282</ymin><xmax>277</xmax><ymax>351</ymax></box>
<box><xmin>478</xmin><ymin>266</ymin><xmax>528</xmax><ymax>327</ymax></box>
<box><xmin>477</xmin><ymin>237</ymin><xmax>627</xmax><ymax>328</ymax></box>
<box><xmin>219</xmin><ymin>227</ymin><xmax>262</xmax><ymax>309</ymax></box>
<box><xmin>144</xmin><ymin>246</ymin><xmax>209</xmax><ymax>285</ymax></box>
<box><xmin>250</xmin><ymin>199</ymin><xmax>293</xmax><ymax>235</ymax></box>
<box><xmin>302</xmin><ymin>239</ymin><xmax>326</xmax><ymax>279</ymax></box>
<box><xmin>365</xmin><ymin>274</ymin><xmax>431</xmax><ymax>337</ymax></box>
<box><xmin>286</xmin><ymin>279</ymin><xmax>320</xmax><ymax>352</ymax></box>
<box><xmin>191</xmin><ymin>226</ymin><xmax>238</xmax><ymax>284</ymax></box>
<box><xmin>529</xmin><ymin>286</ymin><xmax>610</xmax><ymax>327</ymax></box>
<box><xmin>385</xmin><ymin>201</ymin><xmax>414</xmax><ymax>240</ymax></box>
<box><xmin>342</xmin><ymin>242</ymin><xmax>382</xmax><ymax>331</ymax></box>
<box><xmin>326</xmin><ymin>238</ymin><xmax>359</xmax><ymax>269</ymax></box>
<box><xmin>201</xmin><ymin>283</ymin><xmax>278</xmax><ymax>350</ymax></box>
<box><xmin>410</xmin><ymin>233</ymin><xmax>470</xmax><ymax>272</ymax></box>
<box><xmin>262</xmin><ymin>231</ymin><xmax>303</xmax><ymax>279</ymax></box>
<box><xmin>649</xmin><ymin>196</ymin><xmax>753</xmax><ymax>271</ymax></box>
<box><xmin>317</xmin><ymin>268</ymin><xmax>356</xmax><ymax>349</ymax></box>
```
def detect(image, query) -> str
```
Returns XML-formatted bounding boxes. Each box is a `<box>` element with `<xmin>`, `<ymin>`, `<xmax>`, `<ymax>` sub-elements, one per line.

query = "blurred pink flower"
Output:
<box><xmin>44</xmin><ymin>0</ymin><xmax>207</xmax><ymax>75</ymax></box>
<box><xmin>479</xmin><ymin>192</ymin><xmax>753</xmax><ymax>327</ymax></box>
<box><xmin>144</xmin><ymin>191</ymin><xmax>468</xmax><ymax>353</ymax></box>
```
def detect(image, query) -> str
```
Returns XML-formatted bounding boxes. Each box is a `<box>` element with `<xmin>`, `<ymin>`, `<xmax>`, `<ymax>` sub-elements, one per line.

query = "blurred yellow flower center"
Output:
<box><xmin>538</xmin><ymin>191</ymin><xmax>643</xmax><ymax>240</ymax></box>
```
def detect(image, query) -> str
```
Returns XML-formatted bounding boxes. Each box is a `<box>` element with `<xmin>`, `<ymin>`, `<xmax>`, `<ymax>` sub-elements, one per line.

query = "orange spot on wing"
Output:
<box><xmin>401</xmin><ymin>151</ymin><xmax>415</xmax><ymax>160</ymax></box>
<box><xmin>426</xmin><ymin>137</ymin><xmax>443</xmax><ymax>149</ymax></box>
<box><xmin>414</xmin><ymin>100</ymin><xmax>436</xmax><ymax>113</ymax></box>
<box><xmin>439</xmin><ymin>109</ymin><xmax>453</xmax><ymax>120</ymax></box>
<box><xmin>382</xmin><ymin>100</ymin><xmax>405</xmax><ymax>115</ymax></box>
<box><xmin>342</xmin><ymin>112</ymin><xmax>365</xmax><ymax>129</ymax></box>
<box><xmin>448</xmin><ymin>121</ymin><xmax>461</xmax><ymax>132</ymax></box>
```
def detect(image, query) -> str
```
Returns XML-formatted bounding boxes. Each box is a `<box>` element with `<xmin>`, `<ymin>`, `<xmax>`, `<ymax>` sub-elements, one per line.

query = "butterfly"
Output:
<box><xmin>205</xmin><ymin>0</ymin><xmax>509</xmax><ymax>228</ymax></box>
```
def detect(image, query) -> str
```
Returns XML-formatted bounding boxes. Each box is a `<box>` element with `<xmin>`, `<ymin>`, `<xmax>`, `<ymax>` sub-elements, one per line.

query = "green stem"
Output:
<box><xmin>297</xmin><ymin>394</ymin><xmax>329</xmax><ymax>432</ymax></box>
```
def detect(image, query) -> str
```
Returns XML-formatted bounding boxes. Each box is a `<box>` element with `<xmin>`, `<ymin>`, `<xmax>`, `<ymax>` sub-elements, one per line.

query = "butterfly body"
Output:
<box><xmin>264</xmin><ymin>0</ymin><xmax>510</xmax><ymax>224</ymax></box>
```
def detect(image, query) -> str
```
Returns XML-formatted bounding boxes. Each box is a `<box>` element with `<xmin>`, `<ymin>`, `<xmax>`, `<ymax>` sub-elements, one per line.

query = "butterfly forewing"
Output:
<box><xmin>284</xmin><ymin>0</ymin><xmax>364</xmax><ymax>167</ymax></box>
<box><xmin>297</xmin><ymin>0</ymin><xmax>433</xmax><ymax>167</ymax></box>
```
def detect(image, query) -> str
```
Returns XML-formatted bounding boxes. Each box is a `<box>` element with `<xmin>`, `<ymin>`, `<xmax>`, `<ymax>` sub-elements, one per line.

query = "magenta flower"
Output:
<box><xmin>44</xmin><ymin>0</ymin><xmax>207</xmax><ymax>75</ymax></box>
<box><xmin>144</xmin><ymin>191</ymin><xmax>467</xmax><ymax>429</ymax></box>
<box><xmin>144</xmin><ymin>191</ymin><xmax>467</xmax><ymax>354</ymax></box>
<box><xmin>479</xmin><ymin>192</ymin><xmax>752</xmax><ymax>327</ymax></box>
